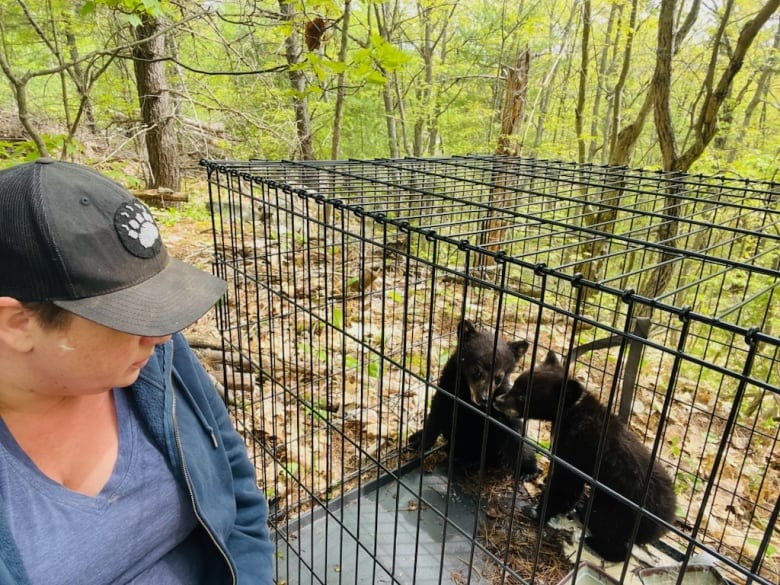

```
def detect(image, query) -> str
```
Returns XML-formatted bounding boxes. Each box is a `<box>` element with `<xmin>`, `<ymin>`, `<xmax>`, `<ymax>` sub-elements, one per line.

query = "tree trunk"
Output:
<box><xmin>412</xmin><ymin>4</ymin><xmax>433</xmax><ymax>157</ymax></box>
<box><xmin>607</xmin><ymin>0</ymin><xmax>640</xmax><ymax>164</ymax></box>
<box><xmin>133</xmin><ymin>14</ymin><xmax>179</xmax><ymax>190</ymax></box>
<box><xmin>374</xmin><ymin>2</ymin><xmax>401</xmax><ymax>158</ymax></box>
<box><xmin>279</xmin><ymin>1</ymin><xmax>314</xmax><ymax>160</ymax></box>
<box><xmin>495</xmin><ymin>49</ymin><xmax>530</xmax><ymax>157</ymax></box>
<box><xmin>381</xmin><ymin>79</ymin><xmax>401</xmax><ymax>158</ymax></box>
<box><xmin>608</xmin><ymin>0</ymin><xmax>700</xmax><ymax>167</ymax></box>
<box><xmin>64</xmin><ymin>25</ymin><xmax>98</xmax><ymax>135</ymax></box>
<box><xmin>657</xmin><ymin>0</ymin><xmax>780</xmax><ymax>173</ymax></box>
<box><xmin>575</xmin><ymin>0</ymin><xmax>591</xmax><ymax>164</ymax></box>
<box><xmin>330</xmin><ymin>0</ymin><xmax>352</xmax><ymax>159</ymax></box>
<box><xmin>589</xmin><ymin>1</ymin><xmax>621</xmax><ymax>162</ymax></box>
<box><xmin>477</xmin><ymin>49</ymin><xmax>531</xmax><ymax>267</ymax></box>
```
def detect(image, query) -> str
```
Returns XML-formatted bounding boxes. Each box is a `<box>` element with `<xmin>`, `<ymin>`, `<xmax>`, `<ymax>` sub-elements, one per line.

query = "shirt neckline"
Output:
<box><xmin>0</xmin><ymin>388</ymin><xmax>135</xmax><ymax>511</ymax></box>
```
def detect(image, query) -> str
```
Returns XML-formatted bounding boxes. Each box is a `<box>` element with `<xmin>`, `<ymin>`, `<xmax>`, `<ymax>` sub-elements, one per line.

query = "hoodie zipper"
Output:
<box><xmin>171</xmin><ymin>367</ymin><xmax>237</xmax><ymax>585</ymax></box>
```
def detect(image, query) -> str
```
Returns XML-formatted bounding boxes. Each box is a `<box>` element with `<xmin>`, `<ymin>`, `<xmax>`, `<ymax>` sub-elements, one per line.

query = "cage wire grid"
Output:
<box><xmin>201</xmin><ymin>156</ymin><xmax>779</xmax><ymax>585</ymax></box>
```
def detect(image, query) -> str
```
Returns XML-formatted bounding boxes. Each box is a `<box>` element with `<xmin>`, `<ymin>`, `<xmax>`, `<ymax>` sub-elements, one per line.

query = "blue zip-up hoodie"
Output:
<box><xmin>0</xmin><ymin>333</ymin><xmax>274</xmax><ymax>584</ymax></box>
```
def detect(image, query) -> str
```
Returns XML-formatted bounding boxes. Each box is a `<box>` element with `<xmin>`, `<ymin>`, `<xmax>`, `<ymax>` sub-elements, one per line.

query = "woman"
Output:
<box><xmin>0</xmin><ymin>158</ymin><xmax>273</xmax><ymax>584</ymax></box>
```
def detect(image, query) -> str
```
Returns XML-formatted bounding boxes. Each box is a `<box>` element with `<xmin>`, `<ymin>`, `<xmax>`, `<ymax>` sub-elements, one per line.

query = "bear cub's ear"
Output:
<box><xmin>543</xmin><ymin>350</ymin><xmax>560</xmax><ymax>367</ymax></box>
<box><xmin>510</xmin><ymin>339</ymin><xmax>529</xmax><ymax>360</ymax></box>
<box><xmin>457</xmin><ymin>319</ymin><xmax>478</xmax><ymax>341</ymax></box>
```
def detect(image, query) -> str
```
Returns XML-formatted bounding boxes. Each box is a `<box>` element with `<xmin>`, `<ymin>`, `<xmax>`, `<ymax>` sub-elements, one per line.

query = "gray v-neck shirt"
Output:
<box><xmin>0</xmin><ymin>389</ymin><xmax>204</xmax><ymax>584</ymax></box>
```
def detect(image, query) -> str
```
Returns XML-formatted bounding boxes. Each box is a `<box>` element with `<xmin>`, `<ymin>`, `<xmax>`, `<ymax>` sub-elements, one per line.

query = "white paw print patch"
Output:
<box><xmin>114</xmin><ymin>200</ymin><xmax>162</xmax><ymax>259</ymax></box>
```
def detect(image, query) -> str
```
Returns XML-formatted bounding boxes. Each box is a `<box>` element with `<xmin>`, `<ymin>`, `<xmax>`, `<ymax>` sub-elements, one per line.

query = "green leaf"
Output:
<box><xmin>369</xmin><ymin>34</ymin><xmax>411</xmax><ymax>71</ymax></box>
<box><xmin>141</xmin><ymin>0</ymin><xmax>163</xmax><ymax>15</ymax></box>
<box><xmin>331</xmin><ymin>306</ymin><xmax>343</xmax><ymax>329</ymax></box>
<box><xmin>80</xmin><ymin>2</ymin><xmax>96</xmax><ymax>17</ymax></box>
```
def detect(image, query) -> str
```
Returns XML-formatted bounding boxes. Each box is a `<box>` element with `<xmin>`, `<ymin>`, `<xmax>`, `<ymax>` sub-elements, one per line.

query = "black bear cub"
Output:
<box><xmin>407</xmin><ymin>320</ymin><xmax>538</xmax><ymax>479</ymax></box>
<box><xmin>495</xmin><ymin>351</ymin><xmax>676</xmax><ymax>562</ymax></box>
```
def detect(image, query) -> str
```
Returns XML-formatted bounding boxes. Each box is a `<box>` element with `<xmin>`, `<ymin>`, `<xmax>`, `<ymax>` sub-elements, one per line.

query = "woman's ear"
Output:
<box><xmin>0</xmin><ymin>298</ymin><xmax>35</xmax><ymax>352</ymax></box>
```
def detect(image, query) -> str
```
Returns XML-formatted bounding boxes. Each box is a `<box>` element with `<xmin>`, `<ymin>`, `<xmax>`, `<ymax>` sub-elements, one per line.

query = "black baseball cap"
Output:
<box><xmin>0</xmin><ymin>158</ymin><xmax>227</xmax><ymax>336</ymax></box>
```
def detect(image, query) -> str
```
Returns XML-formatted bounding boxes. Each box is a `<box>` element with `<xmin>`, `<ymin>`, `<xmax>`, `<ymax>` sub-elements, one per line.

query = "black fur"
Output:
<box><xmin>495</xmin><ymin>351</ymin><xmax>676</xmax><ymax>562</ymax></box>
<box><xmin>407</xmin><ymin>320</ymin><xmax>539</xmax><ymax>479</ymax></box>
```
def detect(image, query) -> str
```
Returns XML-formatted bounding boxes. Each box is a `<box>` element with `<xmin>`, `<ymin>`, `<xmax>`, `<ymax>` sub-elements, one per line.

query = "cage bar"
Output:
<box><xmin>201</xmin><ymin>155</ymin><xmax>779</xmax><ymax>585</ymax></box>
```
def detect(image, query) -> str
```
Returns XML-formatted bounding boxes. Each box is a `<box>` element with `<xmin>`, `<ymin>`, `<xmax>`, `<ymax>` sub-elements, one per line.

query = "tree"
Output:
<box><xmin>133</xmin><ymin>12</ymin><xmax>180</xmax><ymax>189</ymax></box>
<box><xmin>0</xmin><ymin>0</ymin><xmax>118</xmax><ymax>158</ymax></box>
<box><xmin>2</xmin><ymin>0</ymin><xmax>780</xmax><ymax>177</ymax></box>
<box><xmin>637</xmin><ymin>0</ymin><xmax>780</xmax><ymax>311</ymax></box>
<box><xmin>654</xmin><ymin>0</ymin><xmax>780</xmax><ymax>173</ymax></box>
<box><xmin>373</xmin><ymin>1</ymin><xmax>403</xmax><ymax>158</ymax></box>
<box><xmin>727</xmin><ymin>18</ymin><xmax>780</xmax><ymax>163</ymax></box>
<box><xmin>574</xmin><ymin>0</ymin><xmax>779</xmax><ymax>288</ymax></box>
<box><xmin>279</xmin><ymin>0</ymin><xmax>314</xmax><ymax>160</ymax></box>
<box><xmin>575</xmin><ymin>0</ymin><xmax>591</xmax><ymax>164</ymax></box>
<box><xmin>331</xmin><ymin>0</ymin><xmax>351</xmax><ymax>159</ymax></box>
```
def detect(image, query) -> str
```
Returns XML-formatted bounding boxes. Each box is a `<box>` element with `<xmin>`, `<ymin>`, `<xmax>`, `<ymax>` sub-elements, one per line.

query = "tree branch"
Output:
<box><xmin>679</xmin><ymin>0</ymin><xmax>780</xmax><ymax>170</ymax></box>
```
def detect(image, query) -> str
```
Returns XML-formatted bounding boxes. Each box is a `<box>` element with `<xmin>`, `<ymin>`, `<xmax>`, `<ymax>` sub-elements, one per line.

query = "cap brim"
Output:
<box><xmin>53</xmin><ymin>258</ymin><xmax>227</xmax><ymax>336</ymax></box>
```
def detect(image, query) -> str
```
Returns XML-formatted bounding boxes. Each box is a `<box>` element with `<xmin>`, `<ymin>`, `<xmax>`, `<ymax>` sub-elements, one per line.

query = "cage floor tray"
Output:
<box><xmin>275</xmin><ymin>462</ymin><xmax>496</xmax><ymax>584</ymax></box>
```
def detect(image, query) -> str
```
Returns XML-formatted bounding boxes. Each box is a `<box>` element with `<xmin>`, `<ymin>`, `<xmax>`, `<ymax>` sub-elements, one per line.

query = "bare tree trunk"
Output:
<box><xmin>631</xmin><ymin>0</ymin><xmax>688</xmax><ymax>314</ymax></box>
<box><xmin>0</xmin><ymin>18</ymin><xmax>47</xmax><ymax>156</ymax></box>
<box><xmin>330</xmin><ymin>0</ymin><xmax>351</xmax><ymax>159</ymax></box>
<box><xmin>63</xmin><ymin>11</ymin><xmax>97</xmax><ymax>136</ymax></box>
<box><xmin>575</xmin><ymin>0</ymin><xmax>591</xmax><ymax>164</ymax></box>
<box><xmin>608</xmin><ymin>0</ymin><xmax>700</xmax><ymax>167</ymax></box>
<box><xmin>133</xmin><ymin>14</ymin><xmax>179</xmax><ymax>190</ymax></box>
<box><xmin>495</xmin><ymin>49</ymin><xmax>530</xmax><ymax>157</ymax></box>
<box><xmin>589</xmin><ymin>1</ymin><xmax>621</xmax><ymax>162</ymax></box>
<box><xmin>657</xmin><ymin>0</ymin><xmax>780</xmax><ymax>173</ymax></box>
<box><xmin>376</xmin><ymin>78</ymin><xmax>398</xmax><ymax>158</ymax></box>
<box><xmin>573</xmin><ymin>0</ymin><xmax>637</xmax><ymax>283</ymax></box>
<box><xmin>279</xmin><ymin>0</ymin><xmax>314</xmax><ymax>160</ymax></box>
<box><xmin>409</xmin><ymin>1</ymin><xmax>458</xmax><ymax>156</ymax></box>
<box><xmin>374</xmin><ymin>2</ymin><xmax>401</xmax><ymax>158</ymax></box>
<box><xmin>476</xmin><ymin>49</ymin><xmax>530</xmax><ymax>268</ymax></box>
<box><xmin>0</xmin><ymin>69</ymin><xmax>47</xmax><ymax>156</ymax></box>
<box><xmin>607</xmin><ymin>0</ymin><xmax>639</xmax><ymax>164</ymax></box>
<box><xmin>413</xmin><ymin>3</ymin><xmax>433</xmax><ymax>157</ymax></box>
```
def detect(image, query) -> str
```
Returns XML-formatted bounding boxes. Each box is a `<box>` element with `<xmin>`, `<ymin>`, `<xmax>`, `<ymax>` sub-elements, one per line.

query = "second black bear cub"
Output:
<box><xmin>495</xmin><ymin>351</ymin><xmax>676</xmax><ymax>562</ymax></box>
<box><xmin>408</xmin><ymin>320</ymin><xmax>539</xmax><ymax>479</ymax></box>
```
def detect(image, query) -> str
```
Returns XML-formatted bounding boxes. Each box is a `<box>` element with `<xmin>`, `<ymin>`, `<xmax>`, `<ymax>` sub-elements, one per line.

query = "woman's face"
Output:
<box><xmin>25</xmin><ymin>312</ymin><xmax>172</xmax><ymax>396</ymax></box>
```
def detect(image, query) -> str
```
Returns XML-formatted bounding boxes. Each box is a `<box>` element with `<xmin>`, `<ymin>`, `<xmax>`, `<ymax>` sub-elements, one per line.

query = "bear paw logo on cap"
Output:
<box><xmin>115</xmin><ymin>200</ymin><xmax>162</xmax><ymax>259</ymax></box>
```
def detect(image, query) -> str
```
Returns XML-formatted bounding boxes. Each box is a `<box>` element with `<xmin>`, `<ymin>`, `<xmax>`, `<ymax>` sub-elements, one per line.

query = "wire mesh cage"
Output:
<box><xmin>200</xmin><ymin>156</ymin><xmax>779</xmax><ymax>585</ymax></box>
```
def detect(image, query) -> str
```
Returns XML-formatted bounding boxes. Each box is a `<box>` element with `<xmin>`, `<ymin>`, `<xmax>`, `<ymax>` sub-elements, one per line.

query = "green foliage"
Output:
<box><xmin>301</xmin><ymin>53</ymin><xmax>348</xmax><ymax>87</ymax></box>
<box><xmin>82</xmin><ymin>0</ymin><xmax>164</xmax><ymax>24</ymax></box>
<box><xmin>152</xmin><ymin>200</ymin><xmax>212</xmax><ymax>226</ymax></box>
<box><xmin>0</xmin><ymin>140</ymin><xmax>44</xmax><ymax>165</ymax></box>
<box><xmin>366</xmin><ymin>360</ymin><xmax>381</xmax><ymax>378</ymax></box>
<box><xmin>1</xmin><ymin>0</ymin><xmax>779</xmax><ymax>175</ymax></box>
<box><xmin>331</xmin><ymin>306</ymin><xmax>344</xmax><ymax>329</ymax></box>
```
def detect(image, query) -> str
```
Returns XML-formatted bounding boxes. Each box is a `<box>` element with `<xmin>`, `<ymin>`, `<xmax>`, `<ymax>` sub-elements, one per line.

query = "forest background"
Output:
<box><xmin>0</xmin><ymin>0</ymin><xmax>779</xmax><ymax>189</ymax></box>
